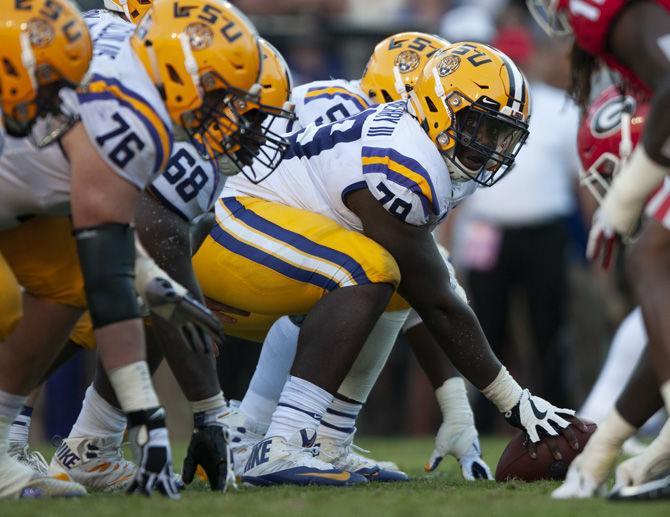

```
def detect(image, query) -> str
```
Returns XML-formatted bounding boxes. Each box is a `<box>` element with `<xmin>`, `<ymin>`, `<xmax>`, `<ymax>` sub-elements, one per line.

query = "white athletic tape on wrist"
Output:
<box><xmin>661</xmin><ymin>379</ymin><xmax>670</xmax><ymax>415</ymax></box>
<box><xmin>191</xmin><ymin>391</ymin><xmax>226</xmax><ymax>414</ymax></box>
<box><xmin>108</xmin><ymin>361</ymin><xmax>159</xmax><ymax>413</ymax></box>
<box><xmin>481</xmin><ymin>367</ymin><xmax>523</xmax><ymax>413</ymax></box>
<box><xmin>603</xmin><ymin>145</ymin><xmax>668</xmax><ymax>235</ymax></box>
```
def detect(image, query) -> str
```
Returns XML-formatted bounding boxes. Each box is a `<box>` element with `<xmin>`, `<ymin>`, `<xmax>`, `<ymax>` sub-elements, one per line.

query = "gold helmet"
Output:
<box><xmin>228</xmin><ymin>38</ymin><xmax>294</xmax><ymax>182</ymax></box>
<box><xmin>409</xmin><ymin>41</ymin><xmax>530</xmax><ymax>187</ymax></box>
<box><xmin>130</xmin><ymin>0</ymin><xmax>262</xmax><ymax>163</ymax></box>
<box><xmin>360</xmin><ymin>32</ymin><xmax>450</xmax><ymax>103</ymax></box>
<box><xmin>0</xmin><ymin>0</ymin><xmax>92</xmax><ymax>142</ymax></box>
<box><xmin>103</xmin><ymin>0</ymin><xmax>152</xmax><ymax>24</ymax></box>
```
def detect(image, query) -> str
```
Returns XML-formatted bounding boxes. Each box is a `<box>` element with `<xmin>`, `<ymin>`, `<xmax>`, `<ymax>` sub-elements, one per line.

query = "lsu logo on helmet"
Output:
<box><xmin>0</xmin><ymin>0</ymin><xmax>92</xmax><ymax>141</ymax></box>
<box><xmin>409</xmin><ymin>41</ymin><xmax>530</xmax><ymax>187</ymax></box>
<box><xmin>360</xmin><ymin>31</ymin><xmax>450</xmax><ymax>102</ymax></box>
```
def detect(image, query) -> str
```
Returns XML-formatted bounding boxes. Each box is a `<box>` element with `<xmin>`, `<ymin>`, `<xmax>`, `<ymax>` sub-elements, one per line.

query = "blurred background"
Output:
<box><xmin>35</xmin><ymin>0</ymin><xmax>635</xmax><ymax>442</ymax></box>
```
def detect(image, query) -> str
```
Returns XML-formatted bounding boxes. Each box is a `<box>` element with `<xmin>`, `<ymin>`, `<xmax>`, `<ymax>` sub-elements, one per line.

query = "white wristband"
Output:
<box><xmin>481</xmin><ymin>367</ymin><xmax>523</xmax><ymax>413</ymax></box>
<box><xmin>108</xmin><ymin>361</ymin><xmax>159</xmax><ymax>413</ymax></box>
<box><xmin>604</xmin><ymin>145</ymin><xmax>668</xmax><ymax>235</ymax></box>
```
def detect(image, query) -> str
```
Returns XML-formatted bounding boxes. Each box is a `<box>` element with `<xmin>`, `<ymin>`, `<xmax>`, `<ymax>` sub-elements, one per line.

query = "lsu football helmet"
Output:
<box><xmin>526</xmin><ymin>0</ymin><xmax>571</xmax><ymax>36</ymax></box>
<box><xmin>224</xmin><ymin>38</ymin><xmax>294</xmax><ymax>182</ymax></box>
<box><xmin>103</xmin><ymin>0</ymin><xmax>152</xmax><ymax>24</ymax></box>
<box><xmin>0</xmin><ymin>0</ymin><xmax>92</xmax><ymax>143</ymax></box>
<box><xmin>130</xmin><ymin>0</ymin><xmax>263</xmax><ymax>166</ymax></box>
<box><xmin>360</xmin><ymin>32</ymin><xmax>450</xmax><ymax>102</ymax></box>
<box><xmin>578</xmin><ymin>86</ymin><xmax>648</xmax><ymax>204</ymax></box>
<box><xmin>409</xmin><ymin>42</ymin><xmax>530</xmax><ymax>187</ymax></box>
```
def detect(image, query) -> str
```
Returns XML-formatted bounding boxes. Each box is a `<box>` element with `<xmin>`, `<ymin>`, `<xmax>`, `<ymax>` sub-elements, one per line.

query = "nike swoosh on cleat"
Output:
<box><xmin>529</xmin><ymin>398</ymin><xmax>547</xmax><ymax>420</ymax></box>
<box><xmin>296</xmin><ymin>471</ymin><xmax>351</xmax><ymax>482</ymax></box>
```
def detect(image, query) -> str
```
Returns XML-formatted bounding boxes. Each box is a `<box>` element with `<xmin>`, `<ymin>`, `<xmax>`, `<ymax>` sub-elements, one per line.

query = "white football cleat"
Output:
<box><xmin>317</xmin><ymin>434</ymin><xmax>408</xmax><ymax>482</ymax></box>
<box><xmin>48</xmin><ymin>436</ymin><xmax>136</xmax><ymax>492</ymax></box>
<box><xmin>9</xmin><ymin>443</ymin><xmax>48</xmax><ymax>475</ymax></box>
<box><xmin>0</xmin><ymin>454</ymin><xmax>85</xmax><ymax>499</ymax></box>
<box><xmin>242</xmin><ymin>429</ymin><xmax>368</xmax><ymax>487</ymax></box>
<box><xmin>551</xmin><ymin>460</ymin><xmax>607</xmax><ymax>499</ymax></box>
<box><xmin>216</xmin><ymin>406</ymin><xmax>264</xmax><ymax>478</ymax></box>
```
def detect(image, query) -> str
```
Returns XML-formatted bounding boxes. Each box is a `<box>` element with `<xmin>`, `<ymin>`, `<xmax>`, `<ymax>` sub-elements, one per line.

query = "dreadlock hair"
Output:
<box><xmin>569</xmin><ymin>41</ymin><xmax>600</xmax><ymax>113</ymax></box>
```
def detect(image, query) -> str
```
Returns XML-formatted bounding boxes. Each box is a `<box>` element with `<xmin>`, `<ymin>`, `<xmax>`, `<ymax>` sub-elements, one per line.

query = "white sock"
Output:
<box><xmin>70</xmin><ymin>385</ymin><xmax>126</xmax><ymax>445</ymax></box>
<box><xmin>338</xmin><ymin>309</ymin><xmax>409</xmax><ymax>402</ymax></box>
<box><xmin>8</xmin><ymin>406</ymin><xmax>32</xmax><ymax>448</ymax></box>
<box><xmin>192</xmin><ymin>391</ymin><xmax>227</xmax><ymax>429</ymax></box>
<box><xmin>580</xmin><ymin>308</ymin><xmax>647</xmax><ymax>423</ymax></box>
<box><xmin>0</xmin><ymin>389</ymin><xmax>27</xmax><ymax>456</ymax></box>
<box><xmin>239</xmin><ymin>316</ymin><xmax>299</xmax><ymax>432</ymax></box>
<box><xmin>318</xmin><ymin>395</ymin><xmax>362</xmax><ymax>442</ymax></box>
<box><xmin>266</xmin><ymin>376</ymin><xmax>333</xmax><ymax>442</ymax></box>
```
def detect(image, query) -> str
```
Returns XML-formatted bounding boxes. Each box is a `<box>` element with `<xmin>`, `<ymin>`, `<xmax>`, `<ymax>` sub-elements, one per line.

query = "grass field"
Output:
<box><xmin>1</xmin><ymin>436</ymin><xmax>668</xmax><ymax>517</ymax></box>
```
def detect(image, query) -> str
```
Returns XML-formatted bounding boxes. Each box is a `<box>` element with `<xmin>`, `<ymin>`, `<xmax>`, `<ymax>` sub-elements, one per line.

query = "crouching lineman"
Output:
<box><xmin>194</xmin><ymin>41</ymin><xmax>586</xmax><ymax>486</ymax></box>
<box><xmin>552</xmin><ymin>87</ymin><xmax>670</xmax><ymax>500</ymax></box>
<box><xmin>222</xmin><ymin>33</ymin><xmax>492</xmax><ymax>483</ymax></box>
<box><xmin>0</xmin><ymin>0</ymin><xmax>262</xmax><ymax>498</ymax></box>
<box><xmin>44</xmin><ymin>37</ymin><xmax>293</xmax><ymax>493</ymax></box>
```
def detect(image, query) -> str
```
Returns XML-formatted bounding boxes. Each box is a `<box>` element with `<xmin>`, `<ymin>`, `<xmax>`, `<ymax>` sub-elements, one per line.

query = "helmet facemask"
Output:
<box><xmin>526</xmin><ymin>0</ymin><xmax>571</xmax><ymax>37</ymax></box>
<box><xmin>442</xmin><ymin>95</ymin><xmax>529</xmax><ymax>187</ymax></box>
<box><xmin>4</xmin><ymin>58</ymin><xmax>78</xmax><ymax>147</ymax></box>
<box><xmin>180</xmin><ymin>80</ymin><xmax>292</xmax><ymax>183</ymax></box>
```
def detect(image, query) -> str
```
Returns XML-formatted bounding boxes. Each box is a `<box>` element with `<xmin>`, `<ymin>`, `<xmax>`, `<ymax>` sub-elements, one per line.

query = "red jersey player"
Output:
<box><xmin>529</xmin><ymin>0</ymin><xmax>670</xmax><ymax>501</ymax></box>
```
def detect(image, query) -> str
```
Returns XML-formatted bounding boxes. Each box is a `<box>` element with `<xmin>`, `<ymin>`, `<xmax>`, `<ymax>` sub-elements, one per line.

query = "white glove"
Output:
<box><xmin>614</xmin><ymin>447</ymin><xmax>670</xmax><ymax>489</ymax></box>
<box><xmin>505</xmin><ymin>389</ymin><xmax>574</xmax><ymax>443</ymax></box>
<box><xmin>127</xmin><ymin>407</ymin><xmax>180</xmax><ymax>499</ymax></box>
<box><xmin>551</xmin><ymin>454</ymin><xmax>608</xmax><ymax>499</ymax></box>
<box><xmin>586</xmin><ymin>208</ymin><xmax>621</xmax><ymax>269</ymax></box>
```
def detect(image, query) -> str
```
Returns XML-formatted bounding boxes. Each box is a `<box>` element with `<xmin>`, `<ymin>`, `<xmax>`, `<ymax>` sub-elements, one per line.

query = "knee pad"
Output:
<box><xmin>74</xmin><ymin>223</ymin><xmax>141</xmax><ymax>328</ymax></box>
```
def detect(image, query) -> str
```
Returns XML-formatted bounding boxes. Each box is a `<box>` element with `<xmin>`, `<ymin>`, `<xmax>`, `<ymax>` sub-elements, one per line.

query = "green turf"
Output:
<box><xmin>1</xmin><ymin>437</ymin><xmax>668</xmax><ymax>517</ymax></box>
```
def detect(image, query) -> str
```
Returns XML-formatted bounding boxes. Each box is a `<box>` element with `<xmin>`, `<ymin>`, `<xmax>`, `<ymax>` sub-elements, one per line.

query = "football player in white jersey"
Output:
<box><xmin>44</xmin><ymin>37</ymin><xmax>294</xmax><ymax>493</ymax></box>
<box><xmin>194</xmin><ymin>41</ymin><xmax>586</xmax><ymax>486</ymax></box>
<box><xmin>0</xmin><ymin>0</ymin><xmax>266</xmax><ymax>498</ymax></box>
<box><xmin>0</xmin><ymin>0</ymin><xmax>92</xmax><ymax>499</ymax></box>
<box><xmin>221</xmin><ymin>33</ymin><xmax>492</xmax><ymax>482</ymax></box>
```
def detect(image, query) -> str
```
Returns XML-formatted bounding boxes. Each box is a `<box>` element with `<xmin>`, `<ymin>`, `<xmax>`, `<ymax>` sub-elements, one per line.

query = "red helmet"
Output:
<box><xmin>577</xmin><ymin>86</ymin><xmax>648</xmax><ymax>204</ymax></box>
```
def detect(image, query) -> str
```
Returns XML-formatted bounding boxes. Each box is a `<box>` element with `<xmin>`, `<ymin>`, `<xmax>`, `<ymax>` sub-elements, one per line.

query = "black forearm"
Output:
<box><xmin>347</xmin><ymin>190</ymin><xmax>503</xmax><ymax>391</ymax></box>
<box><xmin>610</xmin><ymin>1</ymin><xmax>670</xmax><ymax>165</ymax></box>
<box><xmin>405</xmin><ymin>322</ymin><xmax>460</xmax><ymax>389</ymax></box>
<box><xmin>615</xmin><ymin>345</ymin><xmax>664</xmax><ymax>428</ymax></box>
<box><xmin>136</xmin><ymin>193</ymin><xmax>220</xmax><ymax>401</ymax></box>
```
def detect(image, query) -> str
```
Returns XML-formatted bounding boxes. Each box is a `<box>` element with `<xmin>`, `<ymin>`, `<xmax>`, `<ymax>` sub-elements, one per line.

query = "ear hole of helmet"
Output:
<box><xmin>380</xmin><ymin>89</ymin><xmax>394</xmax><ymax>103</ymax></box>
<box><xmin>425</xmin><ymin>96</ymin><xmax>438</xmax><ymax>113</ymax></box>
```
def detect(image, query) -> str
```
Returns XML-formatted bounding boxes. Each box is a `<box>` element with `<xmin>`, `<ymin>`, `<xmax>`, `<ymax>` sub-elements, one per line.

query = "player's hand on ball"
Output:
<box><xmin>182</xmin><ymin>426</ymin><xmax>236</xmax><ymax>491</ymax></box>
<box><xmin>127</xmin><ymin>407</ymin><xmax>180</xmax><ymax>499</ymax></box>
<box><xmin>505</xmin><ymin>389</ymin><xmax>584</xmax><ymax>457</ymax></box>
<box><xmin>144</xmin><ymin>277</ymin><xmax>224</xmax><ymax>354</ymax></box>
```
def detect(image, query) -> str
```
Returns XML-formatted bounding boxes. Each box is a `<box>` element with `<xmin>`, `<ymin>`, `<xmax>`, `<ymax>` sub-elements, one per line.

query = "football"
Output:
<box><xmin>495</xmin><ymin>419</ymin><xmax>598</xmax><ymax>482</ymax></box>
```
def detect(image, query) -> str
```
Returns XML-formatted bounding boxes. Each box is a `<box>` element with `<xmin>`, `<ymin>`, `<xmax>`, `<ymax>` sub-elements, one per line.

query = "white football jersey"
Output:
<box><xmin>60</xmin><ymin>10</ymin><xmax>173</xmax><ymax>189</ymax></box>
<box><xmin>149</xmin><ymin>142</ymin><xmax>223</xmax><ymax>222</ymax></box>
<box><xmin>224</xmin><ymin>101</ymin><xmax>456</xmax><ymax>230</ymax></box>
<box><xmin>0</xmin><ymin>11</ymin><xmax>175</xmax><ymax>230</ymax></box>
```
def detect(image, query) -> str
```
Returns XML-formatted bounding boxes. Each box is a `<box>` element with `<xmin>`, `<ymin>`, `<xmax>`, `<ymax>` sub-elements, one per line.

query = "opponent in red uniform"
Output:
<box><xmin>529</xmin><ymin>0</ymin><xmax>670</xmax><ymax>500</ymax></box>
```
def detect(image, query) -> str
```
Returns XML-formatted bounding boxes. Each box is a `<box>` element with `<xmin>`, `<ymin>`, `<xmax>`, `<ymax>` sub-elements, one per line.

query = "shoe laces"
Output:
<box><xmin>13</xmin><ymin>444</ymin><xmax>48</xmax><ymax>474</ymax></box>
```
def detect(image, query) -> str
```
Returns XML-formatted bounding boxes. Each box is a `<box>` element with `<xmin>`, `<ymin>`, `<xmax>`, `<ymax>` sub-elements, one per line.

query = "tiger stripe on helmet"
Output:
<box><xmin>489</xmin><ymin>45</ymin><xmax>528</xmax><ymax>113</ymax></box>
